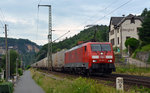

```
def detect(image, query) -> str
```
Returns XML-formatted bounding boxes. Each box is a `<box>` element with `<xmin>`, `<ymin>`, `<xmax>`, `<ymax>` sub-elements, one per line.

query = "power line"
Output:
<box><xmin>75</xmin><ymin>0</ymin><xmax>132</xmax><ymax>31</ymax></box>
<box><xmin>35</xmin><ymin>5</ymin><xmax>39</xmax><ymax>44</ymax></box>
<box><xmin>93</xmin><ymin>0</ymin><xmax>132</xmax><ymax>24</ymax></box>
<box><xmin>53</xmin><ymin>30</ymin><xmax>70</xmax><ymax>42</ymax></box>
<box><xmin>38</xmin><ymin>0</ymin><xmax>42</xmax><ymax>5</ymax></box>
<box><xmin>0</xmin><ymin>8</ymin><xmax>6</xmax><ymax>24</ymax></box>
<box><xmin>0</xmin><ymin>20</ymin><xmax>4</xmax><ymax>28</ymax></box>
<box><xmin>0</xmin><ymin>8</ymin><xmax>6</xmax><ymax>25</ymax></box>
<box><xmin>83</xmin><ymin>0</ymin><xmax>119</xmax><ymax>25</ymax></box>
<box><xmin>35</xmin><ymin>0</ymin><xmax>42</xmax><ymax>44</ymax></box>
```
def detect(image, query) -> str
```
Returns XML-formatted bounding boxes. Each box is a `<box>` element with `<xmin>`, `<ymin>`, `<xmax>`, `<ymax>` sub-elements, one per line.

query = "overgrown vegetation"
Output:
<box><xmin>125</xmin><ymin>38</ymin><xmax>139</xmax><ymax>54</ymax></box>
<box><xmin>1</xmin><ymin>50</ymin><xmax>19</xmax><ymax>76</ymax></box>
<box><xmin>132</xmin><ymin>44</ymin><xmax>150</xmax><ymax>61</ymax></box>
<box><xmin>26</xmin><ymin>65</ymin><xmax>31</xmax><ymax>70</ymax></box>
<box><xmin>115</xmin><ymin>64</ymin><xmax>150</xmax><ymax>76</ymax></box>
<box><xmin>140</xmin><ymin>44</ymin><xmax>150</xmax><ymax>52</ymax></box>
<box><xmin>31</xmin><ymin>69</ymin><xmax>116</xmax><ymax>93</ymax></box>
<box><xmin>132</xmin><ymin>86</ymin><xmax>150</xmax><ymax>93</ymax></box>
<box><xmin>1</xmin><ymin>50</ymin><xmax>24</xmax><ymax>77</ymax></box>
<box><xmin>18</xmin><ymin>68</ymin><xmax>23</xmax><ymax>76</ymax></box>
<box><xmin>0</xmin><ymin>82</ymin><xmax>13</xmax><ymax>93</ymax></box>
<box><xmin>31</xmin><ymin>69</ymin><xmax>150</xmax><ymax>93</ymax></box>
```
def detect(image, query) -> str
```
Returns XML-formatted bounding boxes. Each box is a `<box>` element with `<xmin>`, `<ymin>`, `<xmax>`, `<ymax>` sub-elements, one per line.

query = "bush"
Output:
<box><xmin>26</xmin><ymin>65</ymin><xmax>31</xmax><ymax>70</ymax></box>
<box><xmin>147</xmin><ymin>53</ymin><xmax>150</xmax><ymax>63</ymax></box>
<box><xmin>140</xmin><ymin>44</ymin><xmax>150</xmax><ymax>51</ymax></box>
<box><xmin>0</xmin><ymin>82</ymin><xmax>13</xmax><ymax>93</ymax></box>
<box><xmin>0</xmin><ymin>79</ymin><xmax>4</xmax><ymax>84</ymax></box>
<box><xmin>125</xmin><ymin>38</ymin><xmax>139</xmax><ymax>54</ymax></box>
<box><xmin>18</xmin><ymin>68</ymin><xmax>23</xmax><ymax>76</ymax></box>
<box><xmin>132</xmin><ymin>48</ymin><xmax>140</xmax><ymax>58</ymax></box>
<box><xmin>132</xmin><ymin>44</ymin><xmax>150</xmax><ymax>59</ymax></box>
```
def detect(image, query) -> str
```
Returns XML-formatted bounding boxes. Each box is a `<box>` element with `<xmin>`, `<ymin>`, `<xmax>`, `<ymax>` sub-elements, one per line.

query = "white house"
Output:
<box><xmin>109</xmin><ymin>14</ymin><xmax>144</xmax><ymax>50</ymax></box>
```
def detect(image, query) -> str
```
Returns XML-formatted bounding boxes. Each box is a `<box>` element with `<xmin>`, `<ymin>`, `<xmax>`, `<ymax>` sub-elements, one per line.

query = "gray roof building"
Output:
<box><xmin>109</xmin><ymin>14</ymin><xmax>144</xmax><ymax>50</ymax></box>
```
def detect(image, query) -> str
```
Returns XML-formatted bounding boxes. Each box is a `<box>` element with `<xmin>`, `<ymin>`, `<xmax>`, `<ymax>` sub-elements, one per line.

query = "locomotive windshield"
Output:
<box><xmin>91</xmin><ymin>44</ymin><xmax>111</xmax><ymax>51</ymax></box>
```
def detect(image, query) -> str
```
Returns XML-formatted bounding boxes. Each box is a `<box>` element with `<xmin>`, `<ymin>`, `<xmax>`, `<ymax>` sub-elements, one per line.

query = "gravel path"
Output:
<box><xmin>14</xmin><ymin>70</ymin><xmax>45</xmax><ymax>93</ymax></box>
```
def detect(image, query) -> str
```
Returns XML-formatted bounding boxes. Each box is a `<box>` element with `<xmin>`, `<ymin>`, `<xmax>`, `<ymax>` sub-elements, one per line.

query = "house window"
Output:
<box><xmin>117</xmin><ymin>30</ymin><xmax>119</xmax><ymax>33</ymax></box>
<box><xmin>118</xmin><ymin>37</ymin><xmax>119</xmax><ymax>44</ymax></box>
<box><xmin>111</xmin><ymin>39</ymin><xmax>114</xmax><ymax>45</ymax></box>
<box><xmin>131</xmin><ymin>17</ymin><xmax>135</xmax><ymax>24</ymax></box>
<box><xmin>126</xmin><ymin>36</ymin><xmax>130</xmax><ymax>40</ymax></box>
<box><xmin>110</xmin><ymin>30</ymin><xmax>114</xmax><ymax>35</ymax></box>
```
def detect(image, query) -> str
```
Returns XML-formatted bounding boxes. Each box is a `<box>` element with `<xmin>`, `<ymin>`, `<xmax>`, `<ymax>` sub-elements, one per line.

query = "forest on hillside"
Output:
<box><xmin>36</xmin><ymin>25</ymin><xmax>109</xmax><ymax>61</ymax></box>
<box><xmin>0</xmin><ymin>38</ymin><xmax>41</xmax><ymax>66</ymax></box>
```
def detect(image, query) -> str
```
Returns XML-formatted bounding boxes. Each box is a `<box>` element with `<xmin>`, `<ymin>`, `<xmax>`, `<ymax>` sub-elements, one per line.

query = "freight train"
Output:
<box><xmin>32</xmin><ymin>42</ymin><xmax>115</xmax><ymax>75</ymax></box>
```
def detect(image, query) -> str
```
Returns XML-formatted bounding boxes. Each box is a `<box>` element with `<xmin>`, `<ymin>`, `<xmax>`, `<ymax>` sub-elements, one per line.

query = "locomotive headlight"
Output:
<box><xmin>106</xmin><ymin>56</ymin><xmax>113</xmax><ymax>59</ymax></box>
<box><xmin>93</xmin><ymin>60</ymin><xmax>97</xmax><ymax>62</ymax></box>
<box><xmin>108</xmin><ymin>60</ymin><xmax>112</xmax><ymax>62</ymax></box>
<box><xmin>92</xmin><ymin>55</ymin><xmax>99</xmax><ymax>59</ymax></box>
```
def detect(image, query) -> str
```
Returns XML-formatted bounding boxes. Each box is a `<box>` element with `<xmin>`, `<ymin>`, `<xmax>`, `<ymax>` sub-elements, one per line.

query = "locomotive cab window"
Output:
<box><xmin>91</xmin><ymin>44</ymin><xmax>101</xmax><ymax>51</ymax></box>
<box><xmin>101</xmin><ymin>44</ymin><xmax>111</xmax><ymax>51</ymax></box>
<box><xmin>91</xmin><ymin>44</ymin><xmax>111</xmax><ymax>51</ymax></box>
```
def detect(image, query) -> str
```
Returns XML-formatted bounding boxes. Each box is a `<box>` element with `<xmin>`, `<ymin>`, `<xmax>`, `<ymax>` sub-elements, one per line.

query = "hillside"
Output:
<box><xmin>0</xmin><ymin>38</ymin><xmax>41</xmax><ymax>66</ymax></box>
<box><xmin>36</xmin><ymin>25</ymin><xmax>109</xmax><ymax>61</ymax></box>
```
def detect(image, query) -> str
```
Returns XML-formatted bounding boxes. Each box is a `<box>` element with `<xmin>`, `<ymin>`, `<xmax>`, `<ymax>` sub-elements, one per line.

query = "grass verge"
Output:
<box><xmin>30</xmin><ymin>69</ymin><xmax>150</xmax><ymax>93</ymax></box>
<box><xmin>115</xmin><ymin>65</ymin><xmax>150</xmax><ymax>77</ymax></box>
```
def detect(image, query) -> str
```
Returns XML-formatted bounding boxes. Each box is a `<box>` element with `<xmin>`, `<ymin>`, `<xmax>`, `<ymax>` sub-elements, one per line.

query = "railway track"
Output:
<box><xmin>92</xmin><ymin>73</ymin><xmax>150</xmax><ymax>88</ymax></box>
<box><xmin>38</xmin><ymin>69</ymin><xmax>150</xmax><ymax>88</ymax></box>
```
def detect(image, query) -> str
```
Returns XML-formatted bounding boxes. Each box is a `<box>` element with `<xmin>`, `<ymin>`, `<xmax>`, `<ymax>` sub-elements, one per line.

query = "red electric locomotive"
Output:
<box><xmin>64</xmin><ymin>42</ymin><xmax>115</xmax><ymax>74</ymax></box>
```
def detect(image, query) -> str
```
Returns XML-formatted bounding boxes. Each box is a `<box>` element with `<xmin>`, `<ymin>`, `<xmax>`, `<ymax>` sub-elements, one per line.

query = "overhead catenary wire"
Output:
<box><xmin>36</xmin><ymin>5</ymin><xmax>39</xmax><ymax>44</ymax></box>
<box><xmin>35</xmin><ymin>0</ymin><xmax>132</xmax><ymax>44</ymax></box>
<box><xmin>52</xmin><ymin>30</ymin><xmax>70</xmax><ymax>42</ymax></box>
<box><xmin>0</xmin><ymin>19</ymin><xmax>4</xmax><ymax>28</ymax></box>
<box><xmin>83</xmin><ymin>0</ymin><xmax>119</xmax><ymax>25</ymax></box>
<box><xmin>35</xmin><ymin>0</ymin><xmax>42</xmax><ymax>44</ymax></box>
<box><xmin>71</xmin><ymin>0</ymin><xmax>120</xmax><ymax>31</ymax></box>
<box><xmin>0</xmin><ymin>16</ymin><xmax>4</xmax><ymax>28</ymax></box>
<box><xmin>38</xmin><ymin>0</ymin><xmax>42</xmax><ymax>5</ymax></box>
<box><xmin>0</xmin><ymin>8</ymin><xmax>6</xmax><ymax>34</ymax></box>
<box><xmin>36</xmin><ymin>0</ymin><xmax>72</xmax><ymax>44</ymax></box>
<box><xmin>93</xmin><ymin>0</ymin><xmax>132</xmax><ymax>24</ymax></box>
<box><xmin>75</xmin><ymin>0</ymin><xmax>132</xmax><ymax>31</ymax></box>
<box><xmin>0</xmin><ymin>8</ymin><xmax>6</xmax><ymax>25</ymax></box>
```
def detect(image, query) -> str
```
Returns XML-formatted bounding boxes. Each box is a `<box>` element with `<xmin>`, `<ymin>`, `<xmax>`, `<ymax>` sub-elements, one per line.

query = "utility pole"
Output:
<box><xmin>120</xmin><ymin>25</ymin><xmax>123</xmax><ymax>57</ymax></box>
<box><xmin>5</xmin><ymin>24</ymin><xmax>8</xmax><ymax>81</ymax></box>
<box><xmin>38</xmin><ymin>5</ymin><xmax>53</xmax><ymax>71</ymax></box>
<box><xmin>8</xmin><ymin>49</ymin><xmax>10</xmax><ymax>79</ymax></box>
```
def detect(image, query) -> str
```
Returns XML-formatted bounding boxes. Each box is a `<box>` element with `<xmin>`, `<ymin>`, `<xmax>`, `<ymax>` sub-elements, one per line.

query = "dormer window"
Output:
<box><xmin>131</xmin><ymin>17</ymin><xmax>135</xmax><ymax>24</ymax></box>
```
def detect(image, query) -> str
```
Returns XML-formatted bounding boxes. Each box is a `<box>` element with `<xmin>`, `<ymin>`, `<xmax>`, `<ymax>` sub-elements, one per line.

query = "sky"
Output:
<box><xmin>0</xmin><ymin>0</ymin><xmax>150</xmax><ymax>45</ymax></box>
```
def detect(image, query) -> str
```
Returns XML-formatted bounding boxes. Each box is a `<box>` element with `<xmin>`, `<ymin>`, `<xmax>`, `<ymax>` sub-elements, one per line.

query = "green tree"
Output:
<box><xmin>141</xmin><ymin>8</ymin><xmax>148</xmax><ymax>17</ymax></box>
<box><xmin>139</xmin><ymin>10</ymin><xmax>150</xmax><ymax>45</ymax></box>
<box><xmin>1</xmin><ymin>50</ymin><xmax>19</xmax><ymax>76</ymax></box>
<box><xmin>125</xmin><ymin>38</ymin><xmax>139</xmax><ymax>54</ymax></box>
